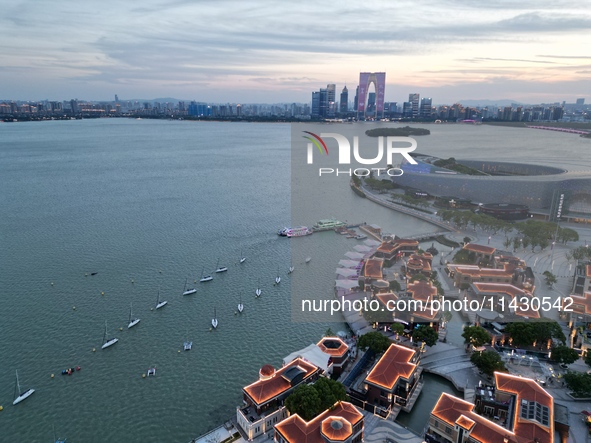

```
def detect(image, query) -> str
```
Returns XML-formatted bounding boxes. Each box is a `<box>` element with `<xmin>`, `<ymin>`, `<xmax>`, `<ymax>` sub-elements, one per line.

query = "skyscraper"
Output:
<box><xmin>340</xmin><ymin>86</ymin><xmax>348</xmax><ymax>113</ymax></box>
<box><xmin>357</xmin><ymin>72</ymin><xmax>386</xmax><ymax>119</ymax></box>
<box><xmin>311</xmin><ymin>91</ymin><xmax>320</xmax><ymax>118</ymax></box>
<box><xmin>420</xmin><ymin>97</ymin><xmax>432</xmax><ymax>118</ymax></box>
<box><xmin>409</xmin><ymin>94</ymin><xmax>420</xmax><ymax>118</ymax></box>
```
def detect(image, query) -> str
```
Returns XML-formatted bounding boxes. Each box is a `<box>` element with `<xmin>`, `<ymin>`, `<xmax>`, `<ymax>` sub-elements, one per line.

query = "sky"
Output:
<box><xmin>1</xmin><ymin>0</ymin><xmax>590</xmax><ymax>105</ymax></box>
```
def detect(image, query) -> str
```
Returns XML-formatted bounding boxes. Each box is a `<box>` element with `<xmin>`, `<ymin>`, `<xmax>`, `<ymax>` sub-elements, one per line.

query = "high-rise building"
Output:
<box><xmin>402</xmin><ymin>102</ymin><xmax>412</xmax><ymax>118</ymax></box>
<box><xmin>311</xmin><ymin>91</ymin><xmax>320</xmax><ymax>118</ymax></box>
<box><xmin>319</xmin><ymin>88</ymin><xmax>328</xmax><ymax>117</ymax></box>
<box><xmin>576</xmin><ymin>98</ymin><xmax>585</xmax><ymax>105</ymax></box>
<box><xmin>340</xmin><ymin>86</ymin><xmax>348</xmax><ymax>113</ymax></box>
<box><xmin>420</xmin><ymin>97</ymin><xmax>432</xmax><ymax>118</ymax></box>
<box><xmin>357</xmin><ymin>72</ymin><xmax>386</xmax><ymax>118</ymax></box>
<box><xmin>409</xmin><ymin>94</ymin><xmax>419</xmax><ymax>118</ymax></box>
<box><xmin>354</xmin><ymin>86</ymin><xmax>359</xmax><ymax>113</ymax></box>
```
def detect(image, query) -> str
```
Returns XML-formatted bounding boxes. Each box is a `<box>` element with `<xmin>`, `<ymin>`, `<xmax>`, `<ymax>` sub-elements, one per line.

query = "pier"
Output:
<box><xmin>527</xmin><ymin>125</ymin><xmax>590</xmax><ymax>135</ymax></box>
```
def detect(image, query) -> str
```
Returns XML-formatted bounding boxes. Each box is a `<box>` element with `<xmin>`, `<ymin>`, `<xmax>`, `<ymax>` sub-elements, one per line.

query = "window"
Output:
<box><xmin>445</xmin><ymin>426</ymin><xmax>453</xmax><ymax>435</ymax></box>
<box><xmin>520</xmin><ymin>401</ymin><xmax>550</xmax><ymax>426</ymax></box>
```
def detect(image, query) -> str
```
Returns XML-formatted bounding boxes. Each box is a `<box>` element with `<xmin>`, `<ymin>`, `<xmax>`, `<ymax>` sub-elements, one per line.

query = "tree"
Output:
<box><xmin>413</xmin><ymin>325</ymin><xmax>438</xmax><ymax>347</ymax></box>
<box><xmin>312</xmin><ymin>378</ymin><xmax>348</xmax><ymax>412</ymax></box>
<box><xmin>543</xmin><ymin>271</ymin><xmax>557</xmax><ymax>288</ymax></box>
<box><xmin>325</xmin><ymin>328</ymin><xmax>335</xmax><ymax>337</ymax></box>
<box><xmin>503</xmin><ymin>237</ymin><xmax>512</xmax><ymax>249</ymax></box>
<box><xmin>532</xmin><ymin>321</ymin><xmax>566</xmax><ymax>345</ymax></box>
<box><xmin>462</xmin><ymin>326</ymin><xmax>491</xmax><ymax>348</ymax></box>
<box><xmin>563</xmin><ymin>372</ymin><xmax>591</xmax><ymax>397</ymax></box>
<box><xmin>470</xmin><ymin>350</ymin><xmax>507</xmax><ymax>377</ymax></box>
<box><xmin>285</xmin><ymin>384</ymin><xmax>322</xmax><ymax>421</ymax></box>
<box><xmin>390</xmin><ymin>323</ymin><xmax>404</xmax><ymax>336</ymax></box>
<box><xmin>389</xmin><ymin>280</ymin><xmax>401</xmax><ymax>292</ymax></box>
<box><xmin>504</xmin><ymin>322</ymin><xmax>536</xmax><ymax>347</ymax></box>
<box><xmin>357</xmin><ymin>332</ymin><xmax>391</xmax><ymax>354</ymax></box>
<box><xmin>550</xmin><ymin>346</ymin><xmax>579</xmax><ymax>365</ymax></box>
<box><xmin>463</xmin><ymin>236</ymin><xmax>471</xmax><ymax>245</ymax></box>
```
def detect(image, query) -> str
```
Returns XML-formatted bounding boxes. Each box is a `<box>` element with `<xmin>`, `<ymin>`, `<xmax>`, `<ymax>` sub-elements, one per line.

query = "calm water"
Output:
<box><xmin>0</xmin><ymin>119</ymin><xmax>587</xmax><ymax>442</ymax></box>
<box><xmin>0</xmin><ymin>119</ymin><xmax>436</xmax><ymax>442</ymax></box>
<box><xmin>396</xmin><ymin>373</ymin><xmax>460</xmax><ymax>435</ymax></box>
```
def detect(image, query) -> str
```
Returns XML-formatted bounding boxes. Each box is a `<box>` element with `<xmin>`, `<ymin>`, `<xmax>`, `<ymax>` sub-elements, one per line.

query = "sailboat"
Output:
<box><xmin>275</xmin><ymin>269</ymin><xmax>281</xmax><ymax>285</ymax></box>
<box><xmin>215</xmin><ymin>258</ymin><xmax>228</xmax><ymax>273</ymax></box>
<box><xmin>200</xmin><ymin>267</ymin><xmax>213</xmax><ymax>283</ymax></box>
<box><xmin>183</xmin><ymin>277</ymin><xmax>197</xmax><ymax>294</ymax></box>
<box><xmin>12</xmin><ymin>370</ymin><xmax>35</xmax><ymax>405</ymax></box>
<box><xmin>155</xmin><ymin>288</ymin><xmax>168</xmax><ymax>309</ymax></box>
<box><xmin>101</xmin><ymin>320</ymin><xmax>119</xmax><ymax>349</ymax></box>
<box><xmin>211</xmin><ymin>308</ymin><xmax>218</xmax><ymax>329</ymax></box>
<box><xmin>288</xmin><ymin>263</ymin><xmax>294</xmax><ymax>274</ymax></box>
<box><xmin>128</xmin><ymin>303</ymin><xmax>140</xmax><ymax>329</ymax></box>
<box><xmin>239</xmin><ymin>249</ymin><xmax>246</xmax><ymax>264</ymax></box>
<box><xmin>305</xmin><ymin>256</ymin><xmax>312</xmax><ymax>263</ymax></box>
<box><xmin>255</xmin><ymin>278</ymin><xmax>262</xmax><ymax>297</ymax></box>
<box><xmin>238</xmin><ymin>292</ymin><xmax>244</xmax><ymax>313</ymax></box>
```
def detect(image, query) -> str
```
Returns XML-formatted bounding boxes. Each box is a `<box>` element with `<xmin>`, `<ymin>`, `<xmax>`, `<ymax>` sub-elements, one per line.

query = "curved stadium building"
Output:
<box><xmin>393</xmin><ymin>155</ymin><xmax>591</xmax><ymax>221</ymax></box>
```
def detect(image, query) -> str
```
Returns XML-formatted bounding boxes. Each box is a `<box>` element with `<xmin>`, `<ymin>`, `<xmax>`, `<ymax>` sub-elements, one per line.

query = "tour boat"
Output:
<box><xmin>128</xmin><ymin>303</ymin><xmax>140</xmax><ymax>329</ymax></box>
<box><xmin>313</xmin><ymin>219</ymin><xmax>346</xmax><ymax>231</ymax></box>
<box><xmin>101</xmin><ymin>321</ymin><xmax>119</xmax><ymax>349</ymax></box>
<box><xmin>286</xmin><ymin>226</ymin><xmax>313</xmax><ymax>237</ymax></box>
<box><xmin>183</xmin><ymin>277</ymin><xmax>197</xmax><ymax>294</ymax></box>
<box><xmin>277</xmin><ymin>227</ymin><xmax>289</xmax><ymax>236</ymax></box>
<box><xmin>12</xmin><ymin>370</ymin><xmax>35</xmax><ymax>405</ymax></box>
<box><xmin>305</xmin><ymin>257</ymin><xmax>312</xmax><ymax>263</ymax></box>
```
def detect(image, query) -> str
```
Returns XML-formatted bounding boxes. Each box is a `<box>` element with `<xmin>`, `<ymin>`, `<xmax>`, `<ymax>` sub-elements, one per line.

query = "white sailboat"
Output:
<box><xmin>305</xmin><ymin>256</ymin><xmax>312</xmax><ymax>263</ymax></box>
<box><xmin>199</xmin><ymin>267</ymin><xmax>213</xmax><ymax>283</ymax></box>
<box><xmin>288</xmin><ymin>263</ymin><xmax>294</xmax><ymax>274</ymax></box>
<box><xmin>12</xmin><ymin>370</ymin><xmax>35</xmax><ymax>405</ymax></box>
<box><xmin>275</xmin><ymin>269</ymin><xmax>281</xmax><ymax>285</ymax></box>
<box><xmin>239</xmin><ymin>249</ymin><xmax>246</xmax><ymax>264</ymax></box>
<box><xmin>128</xmin><ymin>303</ymin><xmax>140</xmax><ymax>329</ymax></box>
<box><xmin>255</xmin><ymin>278</ymin><xmax>262</xmax><ymax>297</ymax></box>
<box><xmin>238</xmin><ymin>292</ymin><xmax>244</xmax><ymax>313</ymax></box>
<box><xmin>183</xmin><ymin>330</ymin><xmax>192</xmax><ymax>350</ymax></box>
<box><xmin>211</xmin><ymin>308</ymin><xmax>218</xmax><ymax>329</ymax></box>
<box><xmin>101</xmin><ymin>320</ymin><xmax>119</xmax><ymax>349</ymax></box>
<box><xmin>183</xmin><ymin>277</ymin><xmax>197</xmax><ymax>294</ymax></box>
<box><xmin>215</xmin><ymin>258</ymin><xmax>228</xmax><ymax>273</ymax></box>
<box><xmin>155</xmin><ymin>288</ymin><xmax>168</xmax><ymax>309</ymax></box>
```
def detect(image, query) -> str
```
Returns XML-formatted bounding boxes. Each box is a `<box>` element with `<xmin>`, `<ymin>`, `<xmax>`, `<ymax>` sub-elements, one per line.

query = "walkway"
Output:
<box><xmin>363</xmin><ymin>412</ymin><xmax>424</xmax><ymax>443</ymax></box>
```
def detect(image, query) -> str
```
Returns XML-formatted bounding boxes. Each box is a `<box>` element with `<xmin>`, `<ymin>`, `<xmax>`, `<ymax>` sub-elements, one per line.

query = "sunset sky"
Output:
<box><xmin>1</xmin><ymin>0</ymin><xmax>590</xmax><ymax>104</ymax></box>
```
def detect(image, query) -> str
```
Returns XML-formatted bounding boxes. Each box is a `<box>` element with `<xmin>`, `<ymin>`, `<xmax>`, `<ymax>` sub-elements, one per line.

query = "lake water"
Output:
<box><xmin>0</xmin><ymin>119</ymin><xmax>461</xmax><ymax>442</ymax></box>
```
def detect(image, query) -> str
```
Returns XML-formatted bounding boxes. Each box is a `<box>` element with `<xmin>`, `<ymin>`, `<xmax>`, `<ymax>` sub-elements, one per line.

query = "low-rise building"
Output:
<box><xmin>274</xmin><ymin>401</ymin><xmax>364</xmax><ymax>443</ymax></box>
<box><xmin>361</xmin><ymin>343</ymin><xmax>423</xmax><ymax>416</ymax></box>
<box><xmin>237</xmin><ymin>358</ymin><xmax>321</xmax><ymax>441</ymax></box>
<box><xmin>427</xmin><ymin>372</ymin><xmax>555</xmax><ymax>443</ymax></box>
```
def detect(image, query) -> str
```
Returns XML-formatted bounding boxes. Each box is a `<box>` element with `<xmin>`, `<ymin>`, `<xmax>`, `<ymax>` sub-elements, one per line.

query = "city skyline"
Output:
<box><xmin>1</xmin><ymin>1</ymin><xmax>590</xmax><ymax>103</ymax></box>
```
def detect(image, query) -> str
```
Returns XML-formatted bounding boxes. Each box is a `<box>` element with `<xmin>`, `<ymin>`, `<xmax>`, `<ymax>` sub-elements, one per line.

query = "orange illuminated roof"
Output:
<box><xmin>431</xmin><ymin>374</ymin><xmax>554</xmax><ymax>443</ymax></box>
<box><xmin>364</xmin><ymin>258</ymin><xmax>383</xmax><ymax>279</ymax></box>
<box><xmin>472</xmin><ymin>283</ymin><xmax>539</xmax><ymax>318</ymax></box>
<box><xmin>455</xmin><ymin>415</ymin><xmax>476</xmax><ymax>430</ymax></box>
<box><xmin>396</xmin><ymin>239</ymin><xmax>419</xmax><ymax>248</ymax></box>
<box><xmin>275</xmin><ymin>401</ymin><xmax>362</xmax><ymax>443</ymax></box>
<box><xmin>407</xmin><ymin>280</ymin><xmax>437</xmax><ymax>301</ymax></box>
<box><xmin>449</xmin><ymin>265</ymin><xmax>513</xmax><ymax>278</ymax></box>
<box><xmin>495</xmin><ymin>373</ymin><xmax>552</xmax><ymax>409</ymax></box>
<box><xmin>463</xmin><ymin>243</ymin><xmax>496</xmax><ymax>255</ymax></box>
<box><xmin>377</xmin><ymin>242</ymin><xmax>397</xmax><ymax>254</ymax></box>
<box><xmin>569</xmin><ymin>292</ymin><xmax>591</xmax><ymax>315</ymax></box>
<box><xmin>375</xmin><ymin>292</ymin><xmax>399</xmax><ymax>306</ymax></box>
<box><xmin>317</xmin><ymin>337</ymin><xmax>349</xmax><ymax>357</ymax></box>
<box><xmin>365</xmin><ymin>343</ymin><xmax>416</xmax><ymax>390</ymax></box>
<box><xmin>243</xmin><ymin>358</ymin><xmax>319</xmax><ymax>406</ymax></box>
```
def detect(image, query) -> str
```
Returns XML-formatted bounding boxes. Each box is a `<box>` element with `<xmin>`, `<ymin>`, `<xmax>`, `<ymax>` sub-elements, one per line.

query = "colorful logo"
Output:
<box><xmin>302</xmin><ymin>131</ymin><xmax>328</xmax><ymax>155</ymax></box>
